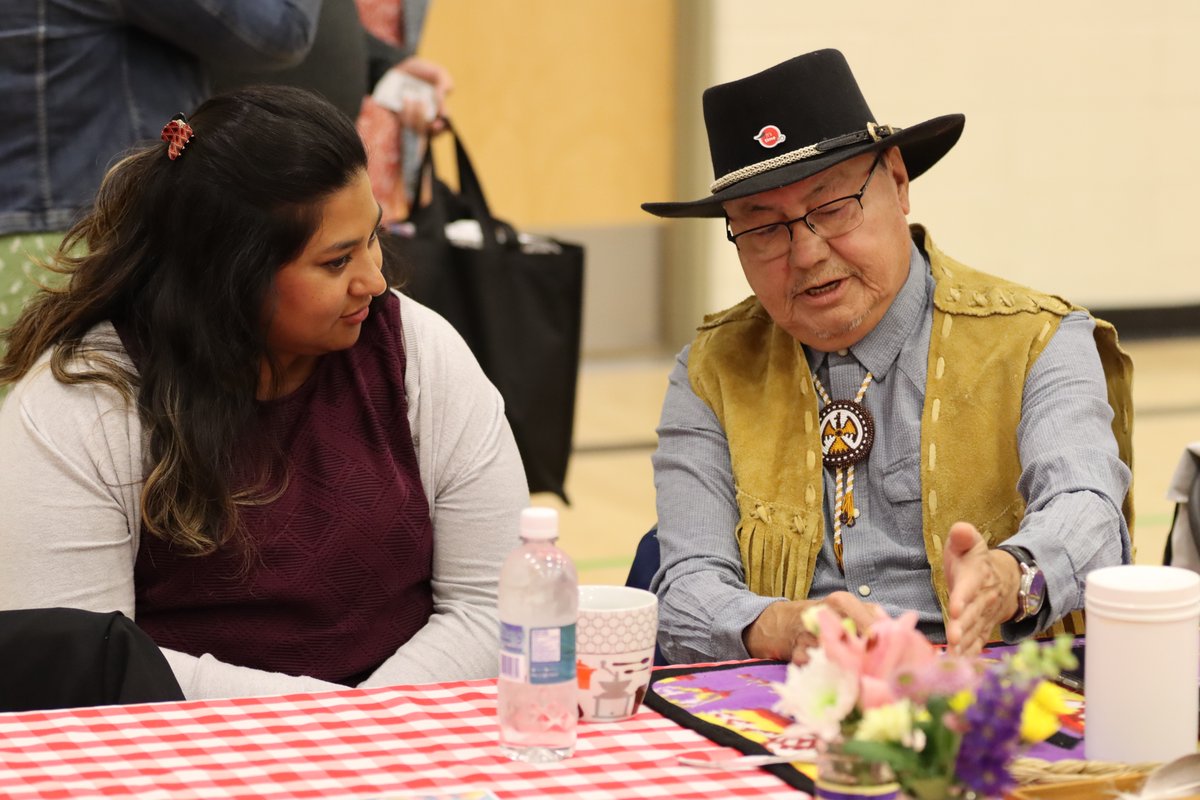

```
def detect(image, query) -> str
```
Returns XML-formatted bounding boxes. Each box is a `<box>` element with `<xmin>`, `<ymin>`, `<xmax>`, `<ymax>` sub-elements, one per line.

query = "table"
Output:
<box><xmin>0</xmin><ymin>677</ymin><xmax>803</xmax><ymax>799</ymax></box>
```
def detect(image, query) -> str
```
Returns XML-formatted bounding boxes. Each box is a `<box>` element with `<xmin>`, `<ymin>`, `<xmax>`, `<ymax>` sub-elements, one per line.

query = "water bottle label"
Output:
<box><xmin>499</xmin><ymin>622</ymin><xmax>527</xmax><ymax>681</ymax></box>
<box><xmin>499</xmin><ymin>622</ymin><xmax>576</xmax><ymax>684</ymax></box>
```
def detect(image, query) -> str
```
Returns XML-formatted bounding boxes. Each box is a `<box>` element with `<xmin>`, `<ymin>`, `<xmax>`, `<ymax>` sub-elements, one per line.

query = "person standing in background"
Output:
<box><xmin>211</xmin><ymin>0</ymin><xmax>453</xmax><ymax>224</ymax></box>
<box><xmin>355</xmin><ymin>0</ymin><xmax>452</xmax><ymax>221</ymax></box>
<box><xmin>208</xmin><ymin>0</ymin><xmax>373</xmax><ymax>121</ymax></box>
<box><xmin>0</xmin><ymin>1</ymin><xmax>323</xmax><ymax>338</ymax></box>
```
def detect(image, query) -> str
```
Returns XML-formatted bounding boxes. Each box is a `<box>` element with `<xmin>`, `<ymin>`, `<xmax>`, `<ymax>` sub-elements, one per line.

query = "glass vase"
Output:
<box><xmin>902</xmin><ymin>776</ymin><xmax>973</xmax><ymax>800</ymax></box>
<box><xmin>815</xmin><ymin>739</ymin><xmax>902</xmax><ymax>800</ymax></box>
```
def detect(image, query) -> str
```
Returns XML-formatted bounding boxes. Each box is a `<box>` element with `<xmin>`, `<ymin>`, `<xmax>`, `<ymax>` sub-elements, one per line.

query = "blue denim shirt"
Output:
<box><xmin>1</xmin><ymin>0</ymin><xmax>322</xmax><ymax>236</ymax></box>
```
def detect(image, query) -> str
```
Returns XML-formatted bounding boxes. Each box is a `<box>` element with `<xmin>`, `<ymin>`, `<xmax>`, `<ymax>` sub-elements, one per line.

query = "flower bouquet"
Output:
<box><xmin>774</xmin><ymin>608</ymin><xmax>1077</xmax><ymax>800</ymax></box>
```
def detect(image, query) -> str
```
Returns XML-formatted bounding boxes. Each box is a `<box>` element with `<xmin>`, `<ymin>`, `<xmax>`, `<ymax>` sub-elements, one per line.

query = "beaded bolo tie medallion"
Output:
<box><xmin>813</xmin><ymin>372</ymin><xmax>875</xmax><ymax>571</ymax></box>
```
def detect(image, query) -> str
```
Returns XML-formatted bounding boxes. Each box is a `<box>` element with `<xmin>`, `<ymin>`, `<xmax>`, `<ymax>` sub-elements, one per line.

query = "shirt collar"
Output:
<box><xmin>805</xmin><ymin>240</ymin><xmax>930</xmax><ymax>379</ymax></box>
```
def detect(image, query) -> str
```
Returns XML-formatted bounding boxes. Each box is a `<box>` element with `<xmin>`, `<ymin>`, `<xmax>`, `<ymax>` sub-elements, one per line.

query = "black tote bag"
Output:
<box><xmin>381</xmin><ymin>122</ymin><xmax>584</xmax><ymax>502</ymax></box>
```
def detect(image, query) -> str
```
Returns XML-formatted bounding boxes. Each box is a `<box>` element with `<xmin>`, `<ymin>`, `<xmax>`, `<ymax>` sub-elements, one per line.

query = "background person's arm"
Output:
<box><xmin>116</xmin><ymin>0</ymin><xmax>322</xmax><ymax>69</ymax></box>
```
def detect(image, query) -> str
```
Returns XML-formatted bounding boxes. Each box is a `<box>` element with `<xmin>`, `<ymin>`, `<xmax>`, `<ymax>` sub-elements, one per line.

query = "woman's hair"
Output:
<box><xmin>0</xmin><ymin>85</ymin><xmax>369</xmax><ymax>555</ymax></box>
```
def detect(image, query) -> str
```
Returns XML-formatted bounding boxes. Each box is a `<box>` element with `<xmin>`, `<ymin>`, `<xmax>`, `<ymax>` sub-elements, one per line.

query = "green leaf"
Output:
<box><xmin>841</xmin><ymin>740</ymin><xmax>921</xmax><ymax>773</ymax></box>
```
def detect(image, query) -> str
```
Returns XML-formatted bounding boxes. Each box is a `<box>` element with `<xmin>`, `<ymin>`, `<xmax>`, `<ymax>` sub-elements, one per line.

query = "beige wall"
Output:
<box><xmin>420</xmin><ymin>0</ymin><xmax>676</xmax><ymax>228</ymax></box>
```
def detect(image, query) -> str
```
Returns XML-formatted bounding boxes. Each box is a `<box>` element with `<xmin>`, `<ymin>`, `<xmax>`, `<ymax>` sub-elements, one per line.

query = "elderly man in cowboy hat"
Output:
<box><xmin>643</xmin><ymin>49</ymin><xmax>1133</xmax><ymax>664</ymax></box>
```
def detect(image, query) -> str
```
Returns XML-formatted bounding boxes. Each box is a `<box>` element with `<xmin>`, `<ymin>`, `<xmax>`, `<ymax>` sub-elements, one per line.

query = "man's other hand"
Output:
<box><xmin>743</xmin><ymin>592</ymin><xmax>881</xmax><ymax>665</ymax></box>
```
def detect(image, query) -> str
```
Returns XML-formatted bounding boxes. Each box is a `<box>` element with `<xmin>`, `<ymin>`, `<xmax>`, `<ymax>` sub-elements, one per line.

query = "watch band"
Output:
<box><xmin>997</xmin><ymin>545</ymin><xmax>1046</xmax><ymax>624</ymax></box>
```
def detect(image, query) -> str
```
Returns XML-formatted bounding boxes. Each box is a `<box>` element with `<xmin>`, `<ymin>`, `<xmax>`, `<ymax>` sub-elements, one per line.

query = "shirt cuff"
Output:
<box><xmin>999</xmin><ymin>599</ymin><xmax>1053</xmax><ymax>644</ymax></box>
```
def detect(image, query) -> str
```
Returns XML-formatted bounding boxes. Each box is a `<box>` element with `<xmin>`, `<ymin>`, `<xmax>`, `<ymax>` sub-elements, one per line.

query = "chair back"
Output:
<box><xmin>0</xmin><ymin>608</ymin><xmax>184</xmax><ymax>711</ymax></box>
<box><xmin>624</xmin><ymin>526</ymin><xmax>668</xmax><ymax>665</ymax></box>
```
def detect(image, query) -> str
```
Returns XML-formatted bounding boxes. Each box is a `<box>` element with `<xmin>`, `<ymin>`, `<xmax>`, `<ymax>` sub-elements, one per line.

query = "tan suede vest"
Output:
<box><xmin>688</xmin><ymin>226</ymin><xmax>1134</xmax><ymax>638</ymax></box>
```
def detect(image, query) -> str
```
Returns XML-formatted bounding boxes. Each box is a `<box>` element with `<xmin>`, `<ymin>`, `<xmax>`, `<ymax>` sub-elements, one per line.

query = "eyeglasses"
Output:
<box><xmin>726</xmin><ymin>152</ymin><xmax>884</xmax><ymax>262</ymax></box>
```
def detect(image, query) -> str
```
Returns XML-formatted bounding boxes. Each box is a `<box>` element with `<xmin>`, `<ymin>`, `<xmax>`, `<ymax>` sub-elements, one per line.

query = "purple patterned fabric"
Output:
<box><xmin>649</xmin><ymin>643</ymin><xmax>1088</xmax><ymax>764</ymax></box>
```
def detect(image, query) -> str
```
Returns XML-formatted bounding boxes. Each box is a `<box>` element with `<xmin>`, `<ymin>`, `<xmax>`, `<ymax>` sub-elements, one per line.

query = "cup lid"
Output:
<box><xmin>1086</xmin><ymin>565</ymin><xmax>1200</xmax><ymax>611</ymax></box>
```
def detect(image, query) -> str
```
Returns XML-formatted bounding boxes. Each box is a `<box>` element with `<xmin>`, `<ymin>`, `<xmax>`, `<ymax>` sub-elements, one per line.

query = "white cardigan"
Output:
<box><xmin>0</xmin><ymin>291</ymin><xmax>529</xmax><ymax>698</ymax></box>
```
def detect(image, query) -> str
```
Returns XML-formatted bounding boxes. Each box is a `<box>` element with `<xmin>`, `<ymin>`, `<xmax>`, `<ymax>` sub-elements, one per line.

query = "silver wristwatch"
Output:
<box><xmin>998</xmin><ymin>545</ymin><xmax>1046</xmax><ymax>624</ymax></box>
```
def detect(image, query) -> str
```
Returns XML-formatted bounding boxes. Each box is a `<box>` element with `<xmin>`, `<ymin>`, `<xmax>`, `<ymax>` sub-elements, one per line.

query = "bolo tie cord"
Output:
<box><xmin>813</xmin><ymin>371</ymin><xmax>873</xmax><ymax>571</ymax></box>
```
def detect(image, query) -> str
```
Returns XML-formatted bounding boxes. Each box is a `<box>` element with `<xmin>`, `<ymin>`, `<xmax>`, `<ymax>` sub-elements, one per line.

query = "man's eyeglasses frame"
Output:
<box><xmin>725</xmin><ymin>151</ymin><xmax>886</xmax><ymax>258</ymax></box>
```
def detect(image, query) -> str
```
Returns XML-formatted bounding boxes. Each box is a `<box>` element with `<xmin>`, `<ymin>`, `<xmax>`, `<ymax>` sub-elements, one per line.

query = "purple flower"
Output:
<box><xmin>954</xmin><ymin>664</ymin><xmax>1035</xmax><ymax>797</ymax></box>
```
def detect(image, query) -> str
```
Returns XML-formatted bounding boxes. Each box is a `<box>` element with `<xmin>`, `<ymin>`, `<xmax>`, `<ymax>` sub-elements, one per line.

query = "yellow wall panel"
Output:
<box><xmin>420</xmin><ymin>0</ymin><xmax>676</xmax><ymax>228</ymax></box>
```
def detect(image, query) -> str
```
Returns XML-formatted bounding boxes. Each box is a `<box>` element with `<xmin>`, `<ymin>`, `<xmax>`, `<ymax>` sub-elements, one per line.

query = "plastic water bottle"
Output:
<box><xmin>497</xmin><ymin>507</ymin><xmax>578</xmax><ymax>762</ymax></box>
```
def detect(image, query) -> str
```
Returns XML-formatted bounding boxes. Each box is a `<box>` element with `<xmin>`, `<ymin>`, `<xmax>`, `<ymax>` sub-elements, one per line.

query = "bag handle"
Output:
<box><xmin>405</xmin><ymin>118</ymin><xmax>519</xmax><ymax>251</ymax></box>
<box><xmin>404</xmin><ymin>138</ymin><xmax>451</xmax><ymax>239</ymax></box>
<box><xmin>447</xmin><ymin>121</ymin><xmax>494</xmax><ymax>228</ymax></box>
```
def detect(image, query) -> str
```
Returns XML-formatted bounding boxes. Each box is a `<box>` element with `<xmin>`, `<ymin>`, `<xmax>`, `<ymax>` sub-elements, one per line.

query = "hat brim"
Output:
<box><xmin>641</xmin><ymin>113</ymin><xmax>964</xmax><ymax>219</ymax></box>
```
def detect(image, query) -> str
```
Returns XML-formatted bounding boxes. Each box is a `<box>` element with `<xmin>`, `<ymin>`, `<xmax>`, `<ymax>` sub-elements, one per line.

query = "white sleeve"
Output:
<box><xmin>0</xmin><ymin>353</ymin><xmax>142</xmax><ymax>614</ymax></box>
<box><xmin>358</xmin><ymin>293</ymin><xmax>529</xmax><ymax>687</ymax></box>
<box><xmin>161</xmin><ymin>649</ymin><xmax>341</xmax><ymax>697</ymax></box>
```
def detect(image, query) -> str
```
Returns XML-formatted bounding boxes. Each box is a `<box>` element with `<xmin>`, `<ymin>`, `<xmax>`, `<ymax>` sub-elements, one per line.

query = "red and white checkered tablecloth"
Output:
<box><xmin>0</xmin><ymin>678</ymin><xmax>805</xmax><ymax>799</ymax></box>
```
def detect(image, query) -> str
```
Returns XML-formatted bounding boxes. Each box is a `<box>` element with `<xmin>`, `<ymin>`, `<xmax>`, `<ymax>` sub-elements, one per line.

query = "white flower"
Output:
<box><xmin>799</xmin><ymin>604</ymin><xmax>824</xmax><ymax>636</ymax></box>
<box><xmin>853</xmin><ymin>699</ymin><xmax>916</xmax><ymax>745</ymax></box>
<box><xmin>774</xmin><ymin>651</ymin><xmax>858</xmax><ymax>741</ymax></box>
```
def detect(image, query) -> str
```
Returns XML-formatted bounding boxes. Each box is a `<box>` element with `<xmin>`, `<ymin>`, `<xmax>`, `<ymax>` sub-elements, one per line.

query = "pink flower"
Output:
<box><xmin>816</xmin><ymin>609</ymin><xmax>938</xmax><ymax>710</ymax></box>
<box><xmin>863</xmin><ymin>612</ymin><xmax>937</xmax><ymax>677</ymax></box>
<box><xmin>893</xmin><ymin>654</ymin><xmax>980</xmax><ymax>704</ymax></box>
<box><xmin>816</xmin><ymin>606</ymin><xmax>870</xmax><ymax>674</ymax></box>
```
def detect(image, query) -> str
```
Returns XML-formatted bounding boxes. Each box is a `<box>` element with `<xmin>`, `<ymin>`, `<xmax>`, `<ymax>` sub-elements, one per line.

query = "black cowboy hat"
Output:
<box><xmin>642</xmin><ymin>49</ymin><xmax>964</xmax><ymax>219</ymax></box>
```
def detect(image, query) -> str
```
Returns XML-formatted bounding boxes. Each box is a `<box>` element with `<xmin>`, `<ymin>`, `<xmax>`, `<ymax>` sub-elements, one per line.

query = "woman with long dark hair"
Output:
<box><xmin>0</xmin><ymin>85</ymin><xmax>527</xmax><ymax>697</ymax></box>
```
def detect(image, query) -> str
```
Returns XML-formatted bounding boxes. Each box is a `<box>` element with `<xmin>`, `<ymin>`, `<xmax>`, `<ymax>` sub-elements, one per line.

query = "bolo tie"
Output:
<box><xmin>812</xmin><ymin>371</ymin><xmax>875</xmax><ymax>571</ymax></box>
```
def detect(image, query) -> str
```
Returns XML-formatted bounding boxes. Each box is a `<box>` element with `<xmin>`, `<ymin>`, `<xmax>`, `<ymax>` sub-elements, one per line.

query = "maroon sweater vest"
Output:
<box><xmin>131</xmin><ymin>293</ymin><xmax>433</xmax><ymax>685</ymax></box>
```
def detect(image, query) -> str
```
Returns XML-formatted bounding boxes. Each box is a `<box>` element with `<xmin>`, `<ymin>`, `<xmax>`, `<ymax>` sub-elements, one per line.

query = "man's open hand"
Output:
<box><xmin>943</xmin><ymin>522</ymin><xmax>1021</xmax><ymax>655</ymax></box>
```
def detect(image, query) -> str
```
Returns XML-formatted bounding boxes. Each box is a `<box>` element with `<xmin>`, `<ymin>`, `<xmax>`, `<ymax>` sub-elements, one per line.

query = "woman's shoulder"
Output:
<box><xmin>387</xmin><ymin>290</ymin><xmax>504</xmax><ymax>443</ymax></box>
<box><xmin>9</xmin><ymin>319</ymin><xmax>126</xmax><ymax>381</ymax></box>
<box><xmin>389</xmin><ymin>290</ymin><xmax>478</xmax><ymax>377</ymax></box>
<box><xmin>4</xmin><ymin>323</ymin><xmax>134</xmax><ymax>412</ymax></box>
<box><xmin>1</xmin><ymin>323</ymin><xmax>139</xmax><ymax>456</ymax></box>
<box><xmin>390</xmin><ymin>289</ymin><xmax>459</xmax><ymax>337</ymax></box>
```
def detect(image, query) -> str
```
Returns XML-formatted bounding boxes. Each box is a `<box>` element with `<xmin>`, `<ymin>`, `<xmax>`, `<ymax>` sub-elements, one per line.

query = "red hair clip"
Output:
<box><xmin>160</xmin><ymin>114</ymin><xmax>194</xmax><ymax>160</ymax></box>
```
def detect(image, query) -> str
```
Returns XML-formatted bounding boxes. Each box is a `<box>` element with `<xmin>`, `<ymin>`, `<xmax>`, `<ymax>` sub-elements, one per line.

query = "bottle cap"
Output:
<box><xmin>519</xmin><ymin>506</ymin><xmax>559</xmax><ymax>540</ymax></box>
<box><xmin>1086</xmin><ymin>564</ymin><xmax>1200</xmax><ymax>623</ymax></box>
